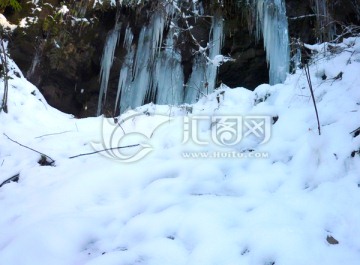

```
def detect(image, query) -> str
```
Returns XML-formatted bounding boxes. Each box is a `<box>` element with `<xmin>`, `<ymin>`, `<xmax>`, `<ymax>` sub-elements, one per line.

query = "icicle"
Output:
<box><xmin>26</xmin><ymin>48</ymin><xmax>41</xmax><ymax>80</ymax></box>
<box><xmin>184</xmin><ymin>55</ymin><xmax>207</xmax><ymax>103</ymax></box>
<box><xmin>255</xmin><ymin>0</ymin><xmax>290</xmax><ymax>85</ymax></box>
<box><xmin>97</xmin><ymin>22</ymin><xmax>121</xmax><ymax>116</ymax></box>
<box><xmin>122</xmin><ymin>27</ymin><xmax>152</xmax><ymax>111</ymax></box>
<box><xmin>114</xmin><ymin>25</ymin><xmax>133</xmax><ymax>113</ymax></box>
<box><xmin>151</xmin><ymin>13</ymin><xmax>166</xmax><ymax>60</ymax></box>
<box><xmin>206</xmin><ymin>14</ymin><xmax>224</xmax><ymax>93</ymax></box>
<box><xmin>152</xmin><ymin>27</ymin><xmax>184</xmax><ymax>105</ymax></box>
<box><xmin>184</xmin><ymin>14</ymin><xmax>224</xmax><ymax>103</ymax></box>
<box><xmin>116</xmin><ymin>11</ymin><xmax>167</xmax><ymax>113</ymax></box>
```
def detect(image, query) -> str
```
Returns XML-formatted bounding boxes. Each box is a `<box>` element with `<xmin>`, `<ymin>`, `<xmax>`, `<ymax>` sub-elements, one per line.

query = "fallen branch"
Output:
<box><xmin>69</xmin><ymin>144</ymin><xmax>140</xmax><ymax>159</ymax></box>
<box><xmin>330</xmin><ymin>71</ymin><xmax>343</xmax><ymax>85</ymax></box>
<box><xmin>350</xmin><ymin>127</ymin><xmax>360</xmax><ymax>137</ymax></box>
<box><xmin>3</xmin><ymin>133</ymin><xmax>55</xmax><ymax>165</ymax></box>
<box><xmin>0</xmin><ymin>173</ymin><xmax>19</xmax><ymax>188</ymax></box>
<box><xmin>304</xmin><ymin>64</ymin><xmax>321</xmax><ymax>135</ymax></box>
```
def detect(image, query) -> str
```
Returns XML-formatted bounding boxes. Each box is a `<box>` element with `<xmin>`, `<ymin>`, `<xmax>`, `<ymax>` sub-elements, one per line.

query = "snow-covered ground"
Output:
<box><xmin>1</xmin><ymin>37</ymin><xmax>360</xmax><ymax>265</ymax></box>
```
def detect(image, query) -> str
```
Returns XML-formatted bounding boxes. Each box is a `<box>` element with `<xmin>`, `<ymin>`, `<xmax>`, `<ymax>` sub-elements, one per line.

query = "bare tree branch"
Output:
<box><xmin>3</xmin><ymin>133</ymin><xmax>55</xmax><ymax>165</ymax></box>
<box><xmin>69</xmin><ymin>144</ymin><xmax>140</xmax><ymax>159</ymax></box>
<box><xmin>304</xmin><ymin>64</ymin><xmax>321</xmax><ymax>135</ymax></box>
<box><xmin>35</xmin><ymin>130</ymin><xmax>73</xmax><ymax>139</ymax></box>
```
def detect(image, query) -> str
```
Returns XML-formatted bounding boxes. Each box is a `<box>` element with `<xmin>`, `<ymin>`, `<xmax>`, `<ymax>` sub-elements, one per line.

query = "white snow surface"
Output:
<box><xmin>0</xmin><ymin>14</ymin><xmax>17</xmax><ymax>31</ymax></box>
<box><xmin>1</xmin><ymin>37</ymin><xmax>360</xmax><ymax>265</ymax></box>
<box><xmin>58</xmin><ymin>5</ymin><xmax>70</xmax><ymax>15</ymax></box>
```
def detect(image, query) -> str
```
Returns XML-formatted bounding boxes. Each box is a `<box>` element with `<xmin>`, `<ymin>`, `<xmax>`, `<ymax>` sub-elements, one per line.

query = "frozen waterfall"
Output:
<box><xmin>97</xmin><ymin>9</ymin><xmax>224</xmax><ymax>115</ymax></box>
<box><xmin>116</xmin><ymin>12</ymin><xmax>167</xmax><ymax>113</ymax></box>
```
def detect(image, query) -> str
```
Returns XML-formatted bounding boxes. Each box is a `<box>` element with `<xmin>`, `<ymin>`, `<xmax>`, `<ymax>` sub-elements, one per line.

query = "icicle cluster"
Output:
<box><xmin>116</xmin><ymin>11</ymin><xmax>168</xmax><ymax>113</ymax></box>
<box><xmin>97</xmin><ymin>0</ymin><xmax>291</xmax><ymax>115</ymax></box>
<box><xmin>254</xmin><ymin>0</ymin><xmax>290</xmax><ymax>85</ymax></box>
<box><xmin>97</xmin><ymin>1</ymin><xmax>225</xmax><ymax>115</ymax></box>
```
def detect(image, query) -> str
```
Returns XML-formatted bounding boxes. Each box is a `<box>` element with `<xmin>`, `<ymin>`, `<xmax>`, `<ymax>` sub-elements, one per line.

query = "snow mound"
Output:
<box><xmin>0</xmin><ymin>37</ymin><xmax>360</xmax><ymax>265</ymax></box>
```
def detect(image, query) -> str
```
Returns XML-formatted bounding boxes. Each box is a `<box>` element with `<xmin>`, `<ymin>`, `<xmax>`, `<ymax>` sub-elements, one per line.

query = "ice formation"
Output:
<box><xmin>97</xmin><ymin>3</ymin><xmax>225</xmax><ymax>115</ymax></box>
<box><xmin>184</xmin><ymin>15</ymin><xmax>224</xmax><ymax>104</ymax></box>
<box><xmin>255</xmin><ymin>0</ymin><xmax>290</xmax><ymax>84</ymax></box>
<box><xmin>97</xmin><ymin>0</ymin><xmax>290</xmax><ymax>115</ymax></box>
<box><xmin>97</xmin><ymin>22</ymin><xmax>121</xmax><ymax>116</ymax></box>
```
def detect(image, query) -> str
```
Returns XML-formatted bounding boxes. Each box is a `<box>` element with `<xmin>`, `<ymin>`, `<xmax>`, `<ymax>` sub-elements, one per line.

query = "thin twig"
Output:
<box><xmin>289</xmin><ymin>14</ymin><xmax>326</xmax><ymax>20</ymax></box>
<box><xmin>35</xmin><ymin>130</ymin><xmax>73</xmax><ymax>139</ymax></box>
<box><xmin>347</xmin><ymin>50</ymin><xmax>356</xmax><ymax>65</ymax></box>
<box><xmin>118</xmin><ymin>123</ymin><xmax>126</xmax><ymax>135</ymax></box>
<box><xmin>184</xmin><ymin>83</ymin><xmax>208</xmax><ymax>98</ymax></box>
<box><xmin>304</xmin><ymin>64</ymin><xmax>321</xmax><ymax>135</ymax></box>
<box><xmin>69</xmin><ymin>144</ymin><xmax>140</xmax><ymax>159</ymax></box>
<box><xmin>3</xmin><ymin>133</ymin><xmax>55</xmax><ymax>164</ymax></box>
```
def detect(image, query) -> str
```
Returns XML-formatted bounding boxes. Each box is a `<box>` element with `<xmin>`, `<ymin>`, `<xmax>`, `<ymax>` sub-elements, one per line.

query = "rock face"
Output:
<box><xmin>3</xmin><ymin>0</ymin><xmax>360</xmax><ymax>117</ymax></box>
<box><xmin>219</xmin><ymin>26</ymin><xmax>268</xmax><ymax>90</ymax></box>
<box><xmin>7</xmin><ymin>0</ymin><xmax>114</xmax><ymax>117</ymax></box>
<box><xmin>286</xmin><ymin>0</ymin><xmax>360</xmax><ymax>49</ymax></box>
